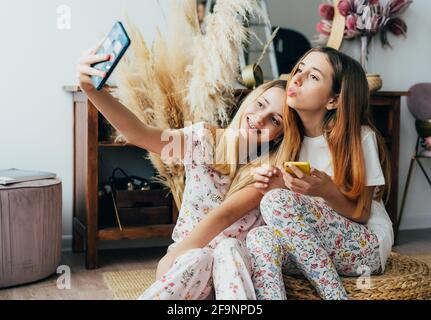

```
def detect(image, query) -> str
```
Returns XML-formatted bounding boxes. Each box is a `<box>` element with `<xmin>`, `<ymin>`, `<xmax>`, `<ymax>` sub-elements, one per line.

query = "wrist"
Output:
<box><xmin>322</xmin><ymin>183</ymin><xmax>339</xmax><ymax>202</ymax></box>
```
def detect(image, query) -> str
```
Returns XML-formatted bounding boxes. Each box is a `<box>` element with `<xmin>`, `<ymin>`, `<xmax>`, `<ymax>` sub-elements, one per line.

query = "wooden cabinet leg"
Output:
<box><xmin>86</xmin><ymin>237</ymin><xmax>98</xmax><ymax>269</ymax></box>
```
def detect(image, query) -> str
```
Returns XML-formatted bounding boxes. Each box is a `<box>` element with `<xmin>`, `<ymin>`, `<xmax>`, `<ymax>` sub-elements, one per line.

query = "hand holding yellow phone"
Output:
<box><xmin>284</xmin><ymin>161</ymin><xmax>311</xmax><ymax>178</ymax></box>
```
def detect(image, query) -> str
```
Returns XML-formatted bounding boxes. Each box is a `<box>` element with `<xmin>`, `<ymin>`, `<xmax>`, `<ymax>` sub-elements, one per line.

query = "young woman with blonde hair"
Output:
<box><xmin>249</xmin><ymin>47</ymin><xmax>392</xmax><ymax>300</ymax></box>
<box><xmin>77</xmin><ymin>41</ymin><xmax>290</xmax><ymax>299</ymax></box>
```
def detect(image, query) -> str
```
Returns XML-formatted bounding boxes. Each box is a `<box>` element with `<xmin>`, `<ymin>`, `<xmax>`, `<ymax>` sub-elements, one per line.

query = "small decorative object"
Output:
<box><xmin>240</xmin><ymin>26</ymin><xmax>280</xmax><ymax>89</ymax></box>
<box><xmin>315</xmin><ymin>0</ymin><xmax>413</xmax><ymax>91</ymax></box>
<box><xmin>241</xmin><ymin>64</ymin><xmax>264</xmax><ymax>89</ymax></box>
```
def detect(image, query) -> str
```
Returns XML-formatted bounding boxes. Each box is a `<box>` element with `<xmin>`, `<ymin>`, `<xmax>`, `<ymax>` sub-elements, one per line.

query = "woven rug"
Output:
<box><xmin>103</xmin><ymin>269</ymin><xmax>156</xmax><ymax>300</ymax></box>
<box><xmin>102</xmin><ymin>253</ymin><xmax>431</xmax><ymax>300</ymax></box>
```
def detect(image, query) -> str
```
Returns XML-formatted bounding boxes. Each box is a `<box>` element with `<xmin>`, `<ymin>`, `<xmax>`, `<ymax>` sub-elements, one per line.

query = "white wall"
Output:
<box><xmin>0</xmin><ymin>0</ymin><xmax>429</xmax><ymax>252</ymax></box>
<box><xmin>268</xmin><ymin>0</ymin><xmax>321</xmax><ymax>42</ymax></box>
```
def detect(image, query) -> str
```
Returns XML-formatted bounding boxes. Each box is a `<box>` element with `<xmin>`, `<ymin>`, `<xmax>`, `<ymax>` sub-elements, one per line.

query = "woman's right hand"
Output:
<box><xmin>253</xmin><ymin>164</ymin><xmax>286</xmax><ymax>194</ymax></box>
<box><xmin>76</xmin><ymin>39</ymin><xmax>111</xmax><ymax>93</ymax></box>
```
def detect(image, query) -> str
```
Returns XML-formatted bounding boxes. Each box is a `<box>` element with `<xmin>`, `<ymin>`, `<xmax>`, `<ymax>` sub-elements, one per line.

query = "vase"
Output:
<box><xmin>366</xmin><ymin>74</ymin><xmax>383</xmax><ymax>92</ymax></box>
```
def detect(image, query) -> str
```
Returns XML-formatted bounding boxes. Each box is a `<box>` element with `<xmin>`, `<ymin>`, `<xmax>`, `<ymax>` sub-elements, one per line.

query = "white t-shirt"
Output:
<box><xmin>298</xmin><ymin>126</ymin><xmax>394</xmax><ymax>271</ymax></box>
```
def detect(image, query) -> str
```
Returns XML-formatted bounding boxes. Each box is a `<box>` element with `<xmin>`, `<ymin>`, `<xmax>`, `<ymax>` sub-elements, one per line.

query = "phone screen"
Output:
<box><xmin>91</xmin><ymin>22</ymin><xmax>131</xmax><ymax>90</ymax></box>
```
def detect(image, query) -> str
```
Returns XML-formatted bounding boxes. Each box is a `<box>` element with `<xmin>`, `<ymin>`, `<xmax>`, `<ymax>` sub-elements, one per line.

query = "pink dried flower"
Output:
<box><xmin>316</xmin><ymin>20</ymin><xmax>332</xmax><ymax>36</ymax></box>
<box><xmin>344</xmin><ymin>28</ymin><xmax>360</xmax><ymax>39</ymax></box>
<box><xmin>380</xmin><ymin>0</ymin><xmax>412</xmax><ymax>47</ymax></box>
<box><xmin>338</xmin><ymin>0</ymin><xmax>353</xmax><ymax>17</ymax></box>
<box><xmin>319</xmin><ymin>3</ymin><xmax>335</xmax><ymax>20</ymax></box>
<box><xmin>389</xmin><ymin>0</ymin><xmax>413</xmax><ymax>15</ymax></box>
<box><xmin>387</xmin><ymin>17</ymin><xmax>407</xmax><ymax>35</ymax></box>
<box><xmin>346</xmin><ymin>14</ymin><xmax>357</xmax><ymax>30</ymax></box>
<box><xmin>370</xmin><ymin>13</ymin><xmax>383</xmax><ymax>33</ymax></box>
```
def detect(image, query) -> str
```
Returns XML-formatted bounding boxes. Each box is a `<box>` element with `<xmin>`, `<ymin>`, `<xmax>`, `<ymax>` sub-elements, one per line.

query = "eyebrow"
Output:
<box><xmin>262</xmin><ymin>97</ymin><xmax>270</xmax><ymax>105</ymax></box>
<box><xmin>261</xmin><ymin>97</ymin><xmax>283</xmax><ymax>119</ymax></box>
<box><xmin>299</xmin><ymin>62</ymin><xmax>324</xmax><ymax>77</ymax></box>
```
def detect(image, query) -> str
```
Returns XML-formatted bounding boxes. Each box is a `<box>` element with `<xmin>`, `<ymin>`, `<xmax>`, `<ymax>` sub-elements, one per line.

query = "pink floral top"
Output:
<box><xmin>170</xmin><ymin>122</ymin><xmax>264</xmax><ymax>250</ymax></box>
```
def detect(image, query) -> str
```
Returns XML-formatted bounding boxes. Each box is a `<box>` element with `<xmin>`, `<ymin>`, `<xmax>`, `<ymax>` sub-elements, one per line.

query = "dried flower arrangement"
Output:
<box><xmin>316</xmin><ymin>0</ymin><xmax>413</xmax><ymax>70</ymax></box>
<box><xmin>112</xmin><ymin>0</ymin><xmax>262</xmax><ymax>208</ymax></box>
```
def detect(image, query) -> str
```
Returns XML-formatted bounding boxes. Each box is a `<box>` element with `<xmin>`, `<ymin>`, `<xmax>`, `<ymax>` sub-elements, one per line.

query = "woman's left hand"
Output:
<box><xmin>282</xmin><ymin>165</ymin><xmax>337</xmax><ymax>199</ymax></box>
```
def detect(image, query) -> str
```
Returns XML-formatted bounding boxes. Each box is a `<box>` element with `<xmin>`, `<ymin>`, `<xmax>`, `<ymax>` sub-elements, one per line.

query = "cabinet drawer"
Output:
<box><xmin>115</xmin><ymin>189</ymin><xmax>170</xmax><ymax>208</ymax></box>
<box><xmin>118</xmin><ymin>206</ymin><xmax>171</xmax><ymax>226</ymax></box>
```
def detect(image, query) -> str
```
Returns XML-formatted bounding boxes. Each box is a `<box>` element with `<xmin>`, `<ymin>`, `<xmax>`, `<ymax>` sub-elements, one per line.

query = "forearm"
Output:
<box><xmin>85</xmin><ymin>88</ymin><xmax>168</xmax><ymax>154</ymax></box>
<box><xmin>171</xmin><ymin>187</ymin><xmax>263</xmax><ymax>255</ymax></box>
<box><xmin>323</xmin><ymin>186</ymin><xmax>373</xmax><ymax>224</ymax></box>
<box><xmin>324</xmin><ymin>188</ymin><xmax>364</xmax><ymax>223</ymax></box>
<box><xmin>171</xmin><ymin>212</ymin><xmax>230</xmax><ymax>254</ymax></box>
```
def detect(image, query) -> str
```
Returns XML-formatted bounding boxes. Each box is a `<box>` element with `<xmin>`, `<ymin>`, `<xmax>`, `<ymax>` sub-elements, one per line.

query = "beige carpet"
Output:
<box><xmin>102</xmin><ymin>253</ymin><xmax>431</xmax><ymax>300</ymax></box>
<box><xmin>103</xmin><ymin>269</ymin><xmax>156</xmax><ymax>300</ymax></box>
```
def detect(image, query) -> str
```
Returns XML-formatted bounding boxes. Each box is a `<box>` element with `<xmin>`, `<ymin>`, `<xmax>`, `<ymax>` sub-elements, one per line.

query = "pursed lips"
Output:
<box><xmin>287</xmin><ymin>87</ymin><xmax>297</xmax><ymax>97</ymax></box>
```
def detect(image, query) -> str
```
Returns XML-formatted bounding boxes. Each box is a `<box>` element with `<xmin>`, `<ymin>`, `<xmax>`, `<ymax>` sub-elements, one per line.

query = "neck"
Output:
<box><xmin>296</xmin><ymin>109</ymin><xmax>326</xmax><ymax>137</ymax></box>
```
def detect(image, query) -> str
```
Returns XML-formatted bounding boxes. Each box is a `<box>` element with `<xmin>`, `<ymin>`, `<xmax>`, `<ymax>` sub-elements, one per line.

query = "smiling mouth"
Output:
<box><xmin>247</xmin><ymin>117</ymin><xmax>261</xmax><ymax>134</ymax></box>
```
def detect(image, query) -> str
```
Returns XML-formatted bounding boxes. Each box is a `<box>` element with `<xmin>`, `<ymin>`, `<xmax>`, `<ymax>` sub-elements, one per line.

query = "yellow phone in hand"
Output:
<box><xmin>284</xmin><ymin>161</ymin><xmax>311</xmax><ymax>177</ymax></box>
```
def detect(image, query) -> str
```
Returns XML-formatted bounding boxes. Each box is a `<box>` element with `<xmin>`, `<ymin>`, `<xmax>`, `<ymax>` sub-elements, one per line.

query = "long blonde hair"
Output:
<box><xmin>209</xmin><ymin>79</ymin><xmax>290</xmax><ymax>198</ymax></box>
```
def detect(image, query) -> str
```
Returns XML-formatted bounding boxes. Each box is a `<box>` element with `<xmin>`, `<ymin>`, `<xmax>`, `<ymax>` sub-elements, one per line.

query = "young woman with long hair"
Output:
<box><xmin>76</xmin><ymin>41</ymin><xmax>291</xmax><ymax>299</ymax></box>
<box><xmin>249</xmin><ymin>47</ymin><xmax>392</xmax><ymax>300</ymax></box>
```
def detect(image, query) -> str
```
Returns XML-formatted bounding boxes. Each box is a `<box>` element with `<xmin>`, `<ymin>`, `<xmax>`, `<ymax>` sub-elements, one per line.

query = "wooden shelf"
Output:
<box><xmin>98</xmin><ymin>224</ymin><xmax>175</xmax><ymax>240</ymax></box>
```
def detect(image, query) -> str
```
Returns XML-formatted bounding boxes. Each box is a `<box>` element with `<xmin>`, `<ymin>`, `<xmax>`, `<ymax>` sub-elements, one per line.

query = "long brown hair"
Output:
<box><xmin>285</xmin><ymin>47</ymin><xmax>390</xmax><ymax>208</ymax></box>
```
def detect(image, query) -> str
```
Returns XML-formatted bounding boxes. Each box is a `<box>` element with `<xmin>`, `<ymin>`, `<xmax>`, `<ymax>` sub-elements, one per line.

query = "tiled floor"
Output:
<box><xmin>1</xmin><ymin>229</ymin><xmax>430</xmax><ymax>300</ymax></box>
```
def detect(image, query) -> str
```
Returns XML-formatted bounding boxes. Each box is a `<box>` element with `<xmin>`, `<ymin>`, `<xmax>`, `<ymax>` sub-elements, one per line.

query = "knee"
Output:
<box><xmin>176</xmin><ymin>248</ymin><xmax>214</xmax><ymax>268</ymax></box>
<box><xmin>246</xmin><ymin>226</ymin><xmax>276</xmax><ymax>253</ymax></box>
<box><xmin>260</xmin><ymin>188</ymin><xmax>297</xmax><ymax>225</ymax></box>
<box><xmin>213</xmin><ymin>238</ymin><xmax>242</xmax><ymax>256</ymax></box>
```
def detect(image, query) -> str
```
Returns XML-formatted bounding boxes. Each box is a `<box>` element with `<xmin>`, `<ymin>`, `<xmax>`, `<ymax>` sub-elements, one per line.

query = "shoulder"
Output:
<box><xmin>360</xmin><ymin>126</ymin><xmax>382</xmax><ymax>149</ymax></box>
<box><xmin>360</xmin><ymin>125</ymin><xmax>377</xmax><ymax>141</ymax></box>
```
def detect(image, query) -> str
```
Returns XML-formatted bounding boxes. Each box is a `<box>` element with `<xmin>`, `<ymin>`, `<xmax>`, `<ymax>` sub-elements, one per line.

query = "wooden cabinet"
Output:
<box><xmin>64</xmin><ymin>86</ymin><xmax>178</xmax><ymax>269</ymax></box>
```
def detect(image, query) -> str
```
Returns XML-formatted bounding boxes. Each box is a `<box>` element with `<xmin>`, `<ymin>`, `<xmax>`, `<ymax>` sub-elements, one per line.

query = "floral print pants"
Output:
<box><xmin>138</xmin><ymin>238</ymin><xmax>256</xmax><ymax>300</ymax></box>
<box><xmin>246</xmin><ymin>189</ymin><xmax>382</xmax><ymax>300</ymax></box>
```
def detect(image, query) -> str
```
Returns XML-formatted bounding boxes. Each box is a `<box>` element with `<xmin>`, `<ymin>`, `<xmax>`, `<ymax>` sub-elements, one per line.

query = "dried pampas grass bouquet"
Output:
<box><xmin>112</xmin><ymin>0</ymin><xmax>262</xmax><ymax>208</ymax></box>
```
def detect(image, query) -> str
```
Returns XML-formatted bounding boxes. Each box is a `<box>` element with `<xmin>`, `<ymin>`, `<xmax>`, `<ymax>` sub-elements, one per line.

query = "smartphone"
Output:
<box><xmin>284</xmin><ymin>161</ymin><xmax>311</xmax><ymax>177</ymax></box>
<box><xmin>91</xmin><ymin>21</ymin><xmax>131</xmax><ymax>90</ymax></box>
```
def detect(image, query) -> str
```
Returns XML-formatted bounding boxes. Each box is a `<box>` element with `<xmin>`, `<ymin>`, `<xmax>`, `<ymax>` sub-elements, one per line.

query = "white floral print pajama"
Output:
<box><xmin>138</xmin><ymin>122</ymin><xmax>263</xmax><ymax>300</ymax></box>
<box><xmin>139</xmin><ymin>238</ymin><xmax>256</xmax><ymax>300</ymax></box>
